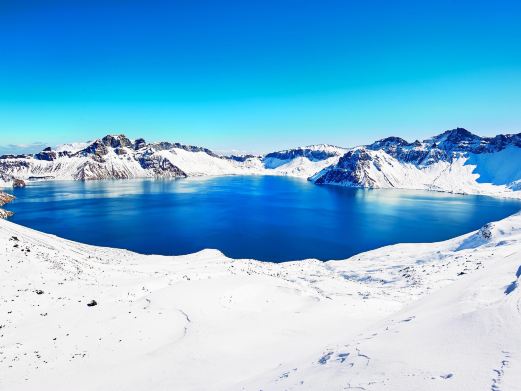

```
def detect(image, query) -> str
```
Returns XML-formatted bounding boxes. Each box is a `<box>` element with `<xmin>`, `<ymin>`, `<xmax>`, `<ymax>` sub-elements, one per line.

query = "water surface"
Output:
<box><xmin>8</xmin><ymin>176</ymin><xmax>521</xmax><ymax>261</ymax></box>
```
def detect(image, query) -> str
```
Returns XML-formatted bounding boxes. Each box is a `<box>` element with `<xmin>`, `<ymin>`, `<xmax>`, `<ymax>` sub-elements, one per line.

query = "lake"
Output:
<box><xmin>8</xmin><ymin>176</ymin><xmax>521</xmax><ymax>262</ymax></box>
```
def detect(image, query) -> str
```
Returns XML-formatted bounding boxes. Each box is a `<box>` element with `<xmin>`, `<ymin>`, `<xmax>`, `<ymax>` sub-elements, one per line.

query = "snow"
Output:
<box><xmin>2</xmin><ymin>209</ymin><xmax>521</xmax><ymax>390</ymax></box>
<box><xmin>54</xmin><ymin>142</ymin><xmax>91</xmax><ymax>153</ymax></box>
<box><xmin>4</xmin><ymin>132</ymin><xmax>521</xmax><ymax>200</ymax></box>
<box><xmin>0</xmin><ymin>140</ymin><xmax>346</xmax><ymax>185</ymax></box>
<box><xmin>312</xmin><ymin>147</ymin><xmax>521</xmax><ymax>199</ymax></box>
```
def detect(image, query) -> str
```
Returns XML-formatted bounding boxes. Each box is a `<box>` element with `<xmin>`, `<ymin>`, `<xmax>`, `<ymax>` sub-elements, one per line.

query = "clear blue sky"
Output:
<box><xmin>1</xmin><ymin>0</ymin><xmax>520</xmax><ymax>153</ymax></box>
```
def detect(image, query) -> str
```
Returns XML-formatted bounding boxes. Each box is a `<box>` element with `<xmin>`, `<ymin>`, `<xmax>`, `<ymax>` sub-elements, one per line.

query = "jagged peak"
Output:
<box><xmin>431</xmin><ymin>127</ymin><xmax>479</xmax><ymax>142</ymax></box>
<box><xmin>101</xmin><ymin>134</ymin><xmax>133</xmax><ymax>149</ymax></box>
<box><xmin>368</xmin><ymin>136</ymin><xmax>409</xmax><ymax>150</ymax></box>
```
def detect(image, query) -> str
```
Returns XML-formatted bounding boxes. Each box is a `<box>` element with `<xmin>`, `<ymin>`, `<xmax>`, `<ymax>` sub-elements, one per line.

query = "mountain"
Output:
<box><xmin>311</xmin><ymin>128</ymin><xmax>521</xmax><ymax>197</ymax></box>
<box><xmin>2</xmin><ymin>128</ymin><xmax>521</xmax><ymax>198</ymax></box>
<box><xmin>1</xmin><ymin>203</ymin><xmax>521</xmax><ymax>390</ymax></box>
<box><xmin>0</xmin><ymin>135</ymin><xmax>346</xmax><ymax>185</ymax></box>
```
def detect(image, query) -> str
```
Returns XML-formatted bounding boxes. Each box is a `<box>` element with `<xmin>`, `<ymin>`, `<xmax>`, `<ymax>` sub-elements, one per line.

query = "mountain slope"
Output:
<box><xmin>311</xmin><ymin>128</ymin><xmax>521</xmax><ymax>198</ymax></box>
<box><xmin>0</xmin><ymin>136</ymin><xmax>346</xmax><ymax>185</ymax></box>
<box><xmin>2</xmin><ymin>128</ymin><xmax>521</xmax><ymax>198</ymax></box>
<box><xmin>1</xmin><ymin>210</ymin><xmax>521</xmax><ymax>390</ymax></box>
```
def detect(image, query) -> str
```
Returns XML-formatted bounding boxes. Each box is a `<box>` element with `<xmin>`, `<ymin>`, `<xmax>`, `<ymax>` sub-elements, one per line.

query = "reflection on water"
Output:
<box><xmin>9</xmin><ymin>176</ymin><xmax>521</xmax><ymax>262</ymax></box>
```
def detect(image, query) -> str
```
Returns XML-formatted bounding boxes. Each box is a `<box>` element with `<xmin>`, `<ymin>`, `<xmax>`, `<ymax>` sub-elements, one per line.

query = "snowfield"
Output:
<box><xmin>1</xmin><ymin>211</ymin><xmax>521</xmax><ymax>390</ymax></box>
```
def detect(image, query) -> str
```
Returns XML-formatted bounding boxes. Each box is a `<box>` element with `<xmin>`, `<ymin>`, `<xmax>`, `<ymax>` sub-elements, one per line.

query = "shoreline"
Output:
<box><xmin>4</xmin><ymin>171</ymin><xmax>521</xmax><ymax>199</ymax></box>
<box><xmin>1</xmin><ymin>208</ymin><xmax>520</xmax><ymax>389</ymax></box>
<box><xmin>3</xmin><ymin>178</ymin><xmax>521</xmax><ymax>263</ymax></box>
<box><xmin>0</xmin><ymin>190</ymin><xmax>15</xmax><ymax>219</ymax></box>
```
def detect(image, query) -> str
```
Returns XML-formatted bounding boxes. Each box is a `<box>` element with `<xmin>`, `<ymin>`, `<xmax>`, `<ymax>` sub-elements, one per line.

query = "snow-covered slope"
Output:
<box><xmin>312</xmin><ymin>128</ymin><xmax>521</xmax><ymax>198</ymax></box>
<box><xmin>1</xmin><ymin>210</ymin><xmax>521</xmax><ymax>390</ymax></box>
<box><xmin>0</xmin><ymin>136</ymin><xmax>345</xmax><ymax>184</ymax></box>
<box><xmin>3</xmin><ymin>128</ymin><xmax>521</xmax><ymax>198</ymax></box>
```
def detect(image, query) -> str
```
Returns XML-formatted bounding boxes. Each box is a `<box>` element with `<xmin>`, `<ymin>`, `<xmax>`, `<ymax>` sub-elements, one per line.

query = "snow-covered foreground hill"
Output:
<box><xmin>1</xmin><ymin>212</ymin><xmax>521</xmax><ymax>390</ymax></box>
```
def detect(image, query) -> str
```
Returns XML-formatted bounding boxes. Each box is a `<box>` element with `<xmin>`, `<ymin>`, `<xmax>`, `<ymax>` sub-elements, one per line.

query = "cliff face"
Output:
<box><xmin>2</xmin><ymin>129</ymin><xmax>521</xmax><ymax>198</ymax></box>
<box><xmin>0</xmin><ymin>135</ymin><xmax>189</xmax><ymax>183</ymax></box>
<box><xmin>0</xmin><ymin>135</ymin><xmax>346</xmax><ymax>183</ymax></box>
<box><xmin>311</xmin><ymin>128</ymin><xmax>521</xmax><ymax>197</ymax></box>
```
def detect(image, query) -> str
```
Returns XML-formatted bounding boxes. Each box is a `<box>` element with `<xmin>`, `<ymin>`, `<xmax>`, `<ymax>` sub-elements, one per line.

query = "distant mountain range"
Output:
<box><xmin>1</xmin><ymin>128</ymin><xmax>521</xmax><ymax>198</ymax></box>
<box><xmin>0</xmin><ymin>134</ymin><xmax>346</xmax><ymax>183</ymax></box>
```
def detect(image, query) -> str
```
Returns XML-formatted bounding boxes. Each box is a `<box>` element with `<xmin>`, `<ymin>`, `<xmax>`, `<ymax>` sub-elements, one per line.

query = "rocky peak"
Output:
<box><xmin>101</xmin><ymin>134</ymin><xmax>133</xmax><ymax>149</ymax></box>
<box><xmin>336</xmin><ymin>148</ymin><xmax>373</xmax><ymax>169</ymax></box>
<box><xmin>368</xmin><ymin>136</ymin><xmax>410</xmax><ymax>151</ymax></box>
<box><xmin>420</xmin><ymin>128</ymin><xmax>485</xmax><ymax>154</ymax></box>
<box><xmin>78</xmin><ymin>140</ymin><xmax>109</xmax><ymax>157</ymax></box>
<box><xmin>134</xmin><ymin>138</ymin><xmax>147</xmax><ymax>150</ymax></box>
<box><xmin>34</xmin><ymin>149</ymin><xmax>58</xmax><ymax>161</ymax></box>
<box><xmin>433</xmin><ymin>128</ymin><xmax>478</xmax><ymax>143</ymax></box>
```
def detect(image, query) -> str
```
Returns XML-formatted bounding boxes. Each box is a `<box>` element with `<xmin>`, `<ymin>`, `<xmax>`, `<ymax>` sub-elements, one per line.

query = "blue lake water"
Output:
<box><xmin>8</xmin><ymin>176</ymin><xmax>521</xmax><ymax>262</ymax></box>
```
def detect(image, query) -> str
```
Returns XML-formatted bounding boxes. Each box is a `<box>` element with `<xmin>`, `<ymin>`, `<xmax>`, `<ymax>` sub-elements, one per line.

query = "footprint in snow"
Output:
<box><xmin>504</xmin><ymin>265</ymin><xmax>521</xmax><ymax>295</ymax></box>
<box><xmin>318</xmin><ymin>352</ymin><xmax>333</xmax><ymax>365</ymax></box>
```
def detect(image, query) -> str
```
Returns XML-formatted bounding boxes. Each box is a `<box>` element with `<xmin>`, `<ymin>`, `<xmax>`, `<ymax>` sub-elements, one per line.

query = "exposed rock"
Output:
<box><xmin>101</xmin><ymin>134</ymin><xmax>133</xmax><ymax>149</ymax></box>
<box><xmin>0</xmin><ymin>209</ymin><xmax>14</xmax><ymax>219</ymax></box>
<box><xmin>133</xmin><ymin>138</ymin><xmax>146</xmax><ymax>150</ymax></box>
<box><xmin>312</xmin><ymin>128</ymin><xmax>521</xmax><ymax>190</ymax></box>
<box><xmin>265</xmin><ymin>147</ymin><xmax>338</xmax><ymax>162</ymax></box>
<box><xmin>77</xmin><ymin>140</ymin><xmax>109</xmax><ymax>158</ymax></box>
<box><xmin>313</xmin><ymin>149</ymin><xmax>377</xmax><ymax>187</ymax></box>
<box><xmin>478</xmin><ymin>223</ymin><xmax>494</xmax><ymax>240</ymax></box>
<box><xmin>0</xmin><ymin>191</ymin><xmax>15</xmax><ymax>207</ymax></box>
<box><xmin>12</xmin><ymin>178</ymin><xmax>26</xmax><ymax>188</ymax></box>
<box><xmin>138</xmin><ymin>153</ymin><xmax>187</xmax><ymax>178</ymax></box>
<box><xmin>87</xmin><ymin>300</ymin><xmax>97</xmax><ymax>307</ymax></box>
<box><xmin>0</xmin><ymin>192</ymin><xmax>15</xmax><ymax>219</ymax></box>
<box><xmin>227</xmin><ymin>154</ymin><xmax>257</xmax><ymax>162</ymax></box>
<box><xmin>34</xmin><ymin>148</ymin><xmax>57</xmax><ymax>161</ymax></box>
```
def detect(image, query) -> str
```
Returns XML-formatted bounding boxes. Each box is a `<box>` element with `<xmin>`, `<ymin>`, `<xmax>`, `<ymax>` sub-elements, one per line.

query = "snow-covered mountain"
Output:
<box><xmin>2</xmin><ymin>128</ymin><xmax>521</xmax><ymax>198</ymax></box>
<box><xmin>0</xmin><ymin>135</ymin><xmax>346</xmax><ymax>185</ymax></box>
<box><xmin>311</xmin><ymin>128</ymin><xmax>521</xmax><ymax>197</ymax></box>
<box><xmin>1</xmin><ymin>206</ymin><xmax>521</xmax><ymax>390</ymax></box>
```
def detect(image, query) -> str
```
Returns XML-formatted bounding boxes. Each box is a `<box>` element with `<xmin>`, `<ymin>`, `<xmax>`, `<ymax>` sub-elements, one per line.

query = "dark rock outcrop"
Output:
<box><xmin>77</xmin><ymin>140</ymin><xmax>109</xmax><ymax>158</ymax></box>
<box><xmin>0</xmin><ymin>191</ymin><xmax>15</xmax><ymax>219</ymax></box>
<box><xmin>101</xmin><ymin>134</ymin><xmax>133</xmax><ymax>149</ymax></box>
<box><xmin>12</xmin><ymin>179</ymin><xmax>26</xmax><ymax>188</ymax></box>
<box><xmin>138</xmin><ymin>153</ymin><xmax>187</xmax><ymax>178</ymax></box>
<box><xmin>134</xmin><ymin>138</ymin><xmax>147</xmax><ymax>150</ymax></box>
<box><xmin>265</xmin><ymin>148</ymin><xmax>338</xmax><ymax>162</ymax></box>
<box><xmin>227</xmin><ymin>154</ymin><xmax>257</xmax><ymax>162</ymax></box>
<box><xmin>313</xmin><ymin>149</ymin><xmax>377</xmax><ymax>187</ymax></box>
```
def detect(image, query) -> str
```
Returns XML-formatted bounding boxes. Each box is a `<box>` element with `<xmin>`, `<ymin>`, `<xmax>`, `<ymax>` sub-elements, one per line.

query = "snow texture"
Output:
<box><xmin>1</xmin><ymin>210</ymin><xmax>521</xmax><ymax>390</ymax></box>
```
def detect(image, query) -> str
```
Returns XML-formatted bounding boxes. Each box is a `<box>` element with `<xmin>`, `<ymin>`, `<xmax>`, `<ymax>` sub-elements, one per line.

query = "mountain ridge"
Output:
<box><xmin>311</xmin><ymin>128</ymin><xmax>521</xmax><ymax>198</ymax></box>
<box><xmin>1</xmin><ymin>128</ymin><xmax>521</xmax><ymax>198</ymax></box>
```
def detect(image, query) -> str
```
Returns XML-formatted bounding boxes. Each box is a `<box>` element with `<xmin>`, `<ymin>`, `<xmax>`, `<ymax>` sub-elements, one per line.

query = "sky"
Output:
<box><xmin>1</xmin><ymin>0</ymin><xmax>521</xmax><ymax>153</ymax></box>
